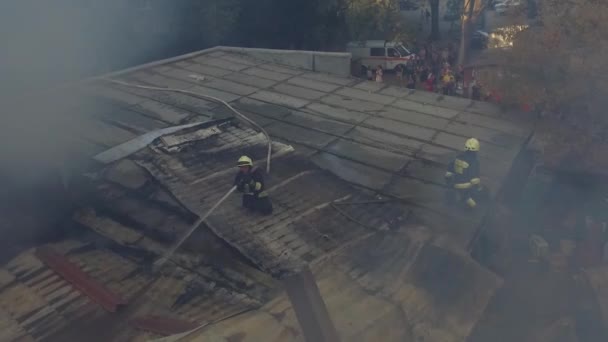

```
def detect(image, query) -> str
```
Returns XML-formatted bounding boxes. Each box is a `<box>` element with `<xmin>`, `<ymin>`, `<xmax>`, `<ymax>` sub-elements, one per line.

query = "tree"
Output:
<box><xmin>194</xmin><ymin>0</ymin><xmax>241</xmax><ymax>47</ymax></box>
<box><xmin>344</xmin><ymin>0</ymin><xmax>407</xmax><ymax>42</ymax></box>
<box><xmin>276</xmin><ymin>0</ymin><xmax>344</xmax><ymax>49</ymax></box>
<box><xmin>481</xmin><ymin>0</ymin><xmax>608</xmax><ymax>173</ymax></box>
<box><xmin>429</xmin><ymin>0</ymin><xmax>440</xmax><ymax>40</ymax></box>
<box><xmin>445</xmin><ymin>0</ymin><xmax>463</xmax><ymax>31</ymax></box>
<box><xmin>233</xmin><ymin>0</ymin><xmax>344</xmax><ymax>49</ymax></box>
<box><xmin>190</xmin><ymin>0</ymin><xmax>407</xmax><ymax>52</ymax></box>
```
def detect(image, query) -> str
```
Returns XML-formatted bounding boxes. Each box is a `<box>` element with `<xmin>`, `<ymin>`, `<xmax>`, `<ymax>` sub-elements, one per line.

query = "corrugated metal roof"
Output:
<box><xmin>34</xmin><ymin>246</ymin><xmax>128</xmax><ymax>312</ymax></box>
<box><xmin>0</xmin><ymin>47</ymin><xmax>534</xmax><ymax>341</ymax></box>
<box><xmin>0</xmin><ymin>196</ymin><xmax>279</xmax><ymax>341</ymax></box>
<box><xmin>181</xmin><ymin>228</ymin><xmax>503</xmax><ymax>342</ymax></box>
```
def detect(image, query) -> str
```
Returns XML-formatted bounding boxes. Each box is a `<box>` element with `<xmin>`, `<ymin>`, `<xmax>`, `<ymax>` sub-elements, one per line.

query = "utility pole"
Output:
<box><xmin>458</xmin><ymin>0</ymin><xmax>483</xmax><ymax>66</ymax></box>
<box><xmin>429</xmin><ymin>0</ymin><xmax>441</xmax><ymax>41</ymax></box>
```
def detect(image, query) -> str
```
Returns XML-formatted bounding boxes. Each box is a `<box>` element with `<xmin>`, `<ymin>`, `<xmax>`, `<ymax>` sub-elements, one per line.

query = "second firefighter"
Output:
<box><xmin>445</xmin><ymin>138</ymin><xmax>483</xmax><ymax>209</ymax></box>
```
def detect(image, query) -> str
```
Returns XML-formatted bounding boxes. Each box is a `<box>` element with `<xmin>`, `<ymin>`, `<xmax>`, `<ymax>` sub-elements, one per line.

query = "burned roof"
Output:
<box><xmin>51</xmin><ymin>47</ymin><xmax>533</xmax><ymax>246</ymax></box>
<box><xmin>0</xmin><ymin>47</ymin><xmax>532</xmax><ymax>341</ymax></box>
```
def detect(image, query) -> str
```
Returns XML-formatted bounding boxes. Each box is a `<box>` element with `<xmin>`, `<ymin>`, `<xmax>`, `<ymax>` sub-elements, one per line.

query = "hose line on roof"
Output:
<box><xmin>104</xmin><ymin>79</ymin><xmax>273</xmax><ymax>173</ymax></box>
<box><xmin>154</xmin><ymin>185</ymin><xmax>238</xmax><ymax>268</ymax></box>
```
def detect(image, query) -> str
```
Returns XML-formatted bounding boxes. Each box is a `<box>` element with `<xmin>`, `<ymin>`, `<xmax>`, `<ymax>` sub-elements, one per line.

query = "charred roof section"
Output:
<box><xmin>0</xmin><ymin>47</ymin><xmax>533</xmax><ymax>341</ymax></box>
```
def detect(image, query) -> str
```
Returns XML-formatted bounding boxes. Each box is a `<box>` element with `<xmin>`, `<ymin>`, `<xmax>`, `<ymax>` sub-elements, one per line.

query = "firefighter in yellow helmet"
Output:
<box><xmin>445</xmin><ymin>138</ymin><xmax>482</xmax><ymax>209</ymax></box>
<box><xmin>234</xmin><ymin>156</ymin><xmax>273</xmax><ymax>215</ymax></box>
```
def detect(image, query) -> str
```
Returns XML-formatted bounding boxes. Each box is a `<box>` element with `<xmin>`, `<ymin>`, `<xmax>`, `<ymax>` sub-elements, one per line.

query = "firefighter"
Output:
<box><xmin>234</xmin><ymin>156</ymin><xmax>273</xmax><ymax>215</ymax></box>
<box><xmin>445</xmin><ymin>138</ymin><xmax>482</xmax><ymax>209</ymax></box>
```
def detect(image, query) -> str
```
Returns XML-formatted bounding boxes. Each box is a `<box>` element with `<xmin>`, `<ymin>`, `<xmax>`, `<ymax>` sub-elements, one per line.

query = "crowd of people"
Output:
<box><xmin>367</xmin><ymin>42</ymin><xmax>470</xmax><ymax>97</ymax></box>
<box><xmin>401</xmin><ymin>42</ymin><xmax>462</xmax><ymax>95</ymax></box>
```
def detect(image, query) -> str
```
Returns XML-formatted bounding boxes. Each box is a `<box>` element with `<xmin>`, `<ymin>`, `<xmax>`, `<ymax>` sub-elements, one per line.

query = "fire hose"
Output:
<box><xmin>102</xmin><ymin>78</ymin><xmax>274</xmax><ymax>268</ymax></box>
<box><xmin>154</xmin><ymin>186</ymin><xmax>237</xmax><ymax>268</ymax></box>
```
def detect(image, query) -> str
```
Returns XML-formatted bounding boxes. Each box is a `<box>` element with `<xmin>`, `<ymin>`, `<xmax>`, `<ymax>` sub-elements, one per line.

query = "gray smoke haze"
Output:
<box><xmin>0</xmin><ymin>0</ymin><xmax>179</xmax><ymax>185</ymax></box>
<box><xmin>1</xmin><ymin>1</ymin><xmax>180</xmax><ymax>94</ymax></box>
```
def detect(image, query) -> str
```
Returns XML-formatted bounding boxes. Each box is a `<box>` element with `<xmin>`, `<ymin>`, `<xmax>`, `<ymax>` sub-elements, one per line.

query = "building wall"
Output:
<box><xmin>220</xmin><ymin>47</ymin><xmax>352</xmax><ymax>77</ymax></box>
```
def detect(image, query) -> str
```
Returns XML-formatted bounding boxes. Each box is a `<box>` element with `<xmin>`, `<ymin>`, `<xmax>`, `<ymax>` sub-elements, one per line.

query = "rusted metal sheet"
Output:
<box><xmin>93</xmin><ymin>121</ymin><xmax>209</xmax><ymax>164</ymax></box>
<box><xmin>34</xmin><ymin>246</ymin><xmax>128</xmax><ymax>312</ymax></box>
<box><xmin>160</xmin><ymin>126</ymin><xmax>222</xmax><ymax>152</ymax></box>
<box><xmin>131</xmin><ymin>315</ymin><xmax>199</xmax><ymax>336</ymax></box>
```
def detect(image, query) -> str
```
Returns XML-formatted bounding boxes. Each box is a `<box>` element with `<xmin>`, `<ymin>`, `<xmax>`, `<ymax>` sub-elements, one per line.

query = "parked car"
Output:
<box><xmin>346</xmin><ymin>40</ymin><xmax>415</xmax><ymax>72</ymax></box>
<box><xmin>399</xmin><ymin>1</ymin><xmax>420</xmax><ymax>11</ymax></box>
<box><xmin>471</xmin><ymin>30</ymin><xmax>489</xmax><ymax>49</ymax></box>
<box><xmin>490</xmin><ymin>0</ymin><xmax>509</xmax><ymax>7</ymax></box>
<box><xmin>495</xmin><ymin>3</ymin><xmax>508</xmax><ymax>14</ymax></box>
<box><xmin>495</xmin><ymin>0</ymin><xmax>522</xmax><ymax>15</ymax></box>
<box><xmin>492</xmin><ymin>0</ymin><xmax>515</xmax><ymax>7</ymax></box>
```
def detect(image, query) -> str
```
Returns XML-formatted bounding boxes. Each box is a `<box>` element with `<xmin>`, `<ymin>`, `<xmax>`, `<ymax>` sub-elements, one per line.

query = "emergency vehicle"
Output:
<box><xmin>346</xmin><ymin>40</ymin><xmax>415</xmax><ymax>72</ymax></box>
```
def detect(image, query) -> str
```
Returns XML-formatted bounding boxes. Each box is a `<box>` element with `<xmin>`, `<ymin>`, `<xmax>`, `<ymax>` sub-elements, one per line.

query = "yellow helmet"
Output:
<box><xmin>237</xmin><ymin>155</ymin><xmax>253</xmax><ymax>167</ymax></box>
<box><xmin>465</xmin><ymin>138</ymin><xmax>480</xmax><ymax>152</ymax></box>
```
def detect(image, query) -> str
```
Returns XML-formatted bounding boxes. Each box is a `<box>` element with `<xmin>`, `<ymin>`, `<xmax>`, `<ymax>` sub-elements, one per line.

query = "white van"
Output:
<box><xmin>346</xmin><ymin>40</ymin><xmax>415</xmax><ymax>72</ymax></box>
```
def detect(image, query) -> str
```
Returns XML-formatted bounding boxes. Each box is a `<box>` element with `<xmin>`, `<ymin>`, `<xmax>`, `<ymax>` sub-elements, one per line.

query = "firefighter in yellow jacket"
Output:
<box><xmin>234</xmin><ymin>156</ymin><xmax>273</xmax><ymax>215</ymax></box>
<box><xmin>445</xmin><ymin>138</ymin><xmax>482</xmax><ymax>209</ymax></box>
